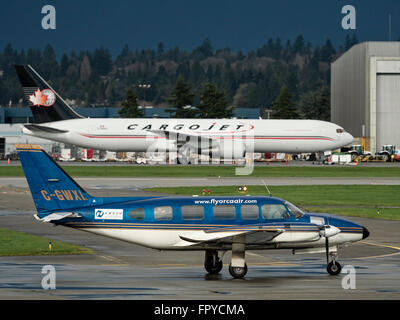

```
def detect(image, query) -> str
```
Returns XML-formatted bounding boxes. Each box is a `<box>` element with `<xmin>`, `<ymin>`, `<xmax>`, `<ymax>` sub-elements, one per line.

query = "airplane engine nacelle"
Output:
<box><xmin>147</xmin><ymin>139</ymin><xmax>176</xmax><ymax>152</ymax></box>
<box><xmin>215</xmin><ymin>140</ymin><xmax>246</xmax><ymax>160</ymax></box>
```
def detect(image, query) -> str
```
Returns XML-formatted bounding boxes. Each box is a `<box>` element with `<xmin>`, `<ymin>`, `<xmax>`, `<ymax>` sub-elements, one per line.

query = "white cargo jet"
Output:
<box><xmin>15</xmin><ymin>65</ymin><xmax>353</xmax><ymax>161</ymax></box>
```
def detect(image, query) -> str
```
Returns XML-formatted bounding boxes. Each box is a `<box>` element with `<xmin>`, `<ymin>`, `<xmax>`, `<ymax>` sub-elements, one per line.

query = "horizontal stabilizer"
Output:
<box><xmin>34</xmin><ymin>211</ymin><xmax>81</xmax><ymax>223</ymax></box>
<box><xmin>24</xmin><ymin>124</ymin><xmax>68</xmax><ymax>134</ymax></box>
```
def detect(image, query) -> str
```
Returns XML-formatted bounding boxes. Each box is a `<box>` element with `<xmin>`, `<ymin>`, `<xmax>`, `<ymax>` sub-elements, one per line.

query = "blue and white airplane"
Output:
<box><xmin>16</xmin><ymin>144</ymin><xmax>369</xmax><ymax>279</ymax></box>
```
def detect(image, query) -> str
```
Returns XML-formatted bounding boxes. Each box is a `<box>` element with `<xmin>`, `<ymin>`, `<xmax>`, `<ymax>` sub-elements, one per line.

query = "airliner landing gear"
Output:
<box><xmin>204</xmin><ymin>250</ymin><xmax>223</xmax><ymax>274</ymax></box>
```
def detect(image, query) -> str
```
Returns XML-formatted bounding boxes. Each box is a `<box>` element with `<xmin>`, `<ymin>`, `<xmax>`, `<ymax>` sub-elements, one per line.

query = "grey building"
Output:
<box><xmin>331</xmin><ymin>41</ymin><xmax>400</xmax><ymax>153</ymax></box>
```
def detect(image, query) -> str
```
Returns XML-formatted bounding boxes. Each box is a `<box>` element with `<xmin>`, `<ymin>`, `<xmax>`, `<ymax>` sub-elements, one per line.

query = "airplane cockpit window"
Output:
<box><xmin>240</xmin><ymin>205</ymin><xmax>259</xmax><ymax>220</ymax></box>
<box><xmin>336</xmin><ymin>128</ymin><xmax>344</xmax><ymax>133</ymax></box>
<box><xmin>284</xmin><ymin>201</ymin><xmax>305</xmax><ymax>219</ymax></box>
<box><xmin>213</xmin><ymin>205</ymin><xmax>235</xmax><ymax>220</ymax></box>
<box><xmin>181</xmin><ymin>205</ymin><xmax>204</xmax><ymax>220</ymax></box>
<box><xmin>261</xmin><ymin>204</ymin><xmax>289</xmax><ymax>220</ymax></box>
<box><xmin>154</xmin><ymin>206</ymin><xmax>173</xmax><ymax>220</ymax></box>
<box><xmin>128</xmin><ymin>208</ymin><xmax>145</xmax><ymax>220</ymax></box>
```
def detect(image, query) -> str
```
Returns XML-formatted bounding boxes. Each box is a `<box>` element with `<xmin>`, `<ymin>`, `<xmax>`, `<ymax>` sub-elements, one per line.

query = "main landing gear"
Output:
<box><xmin>204</xmin><ymin>249</ymin><xmax>248</xmax><ymax>279</ymax></box>
<box><xmin>204</xmin><ymin>236</ymin><xmax>248</xmax><ymax>279</ymax></box>
<box><xmin>204</xmin><ymin>250</ymin><xmax>223</xmax><ymax>274</ymax></box>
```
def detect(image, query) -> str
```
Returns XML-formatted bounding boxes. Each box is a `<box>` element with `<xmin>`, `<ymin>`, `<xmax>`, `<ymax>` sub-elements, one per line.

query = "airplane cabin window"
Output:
<box><xmin>213</xmin><ymin>205</ymin><xmax>235</xmax><ymax>220</ymax></box>
<box><xmin>181</xmin><ymin>205</ymin><xmax>204</xmax><ymax>220</ymax></box>
<box><xmin>128</xmin><ymin>208</ymin><xmax>145</xmax><ymax>220</ymax></box>
<box><xmin>154</xmin><ymin>206</ymin><xmax>173</xmax><ymax>220</ymax></box>
<box><xmin>261</xmin><ymin>204</ymin><xmax>289</xmax><ymax>220</ymax></box>
<box><xmin>240</xmin><ymin>205</ymin><xmax>259</xmax><ymax>220</ymax></box>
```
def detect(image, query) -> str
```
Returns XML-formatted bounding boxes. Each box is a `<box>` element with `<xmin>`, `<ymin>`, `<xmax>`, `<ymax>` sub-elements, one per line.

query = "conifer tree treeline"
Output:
<box><xmin>0</xmin><ymin>34</ymin><xmax>360</xmax><ymax>120</ymax></box>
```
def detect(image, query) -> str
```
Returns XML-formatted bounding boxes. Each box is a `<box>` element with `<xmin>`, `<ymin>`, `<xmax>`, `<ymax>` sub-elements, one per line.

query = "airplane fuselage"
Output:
<box><xmin>42</xmin><ymin>194</ymin><xmax>366</xmax><ymax>251</ymax></box>
<box><xmin>23</xmin><ymin>118</ymin><xmax>354</xmax><ymax>153</ymax></box>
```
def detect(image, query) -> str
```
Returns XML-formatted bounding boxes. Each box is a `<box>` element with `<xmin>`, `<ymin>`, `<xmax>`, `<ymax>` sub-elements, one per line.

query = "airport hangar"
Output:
<box><xmin>331</xmin><ymin>41</ymin><xmax>400</xmax><ymax>154</ymax></box>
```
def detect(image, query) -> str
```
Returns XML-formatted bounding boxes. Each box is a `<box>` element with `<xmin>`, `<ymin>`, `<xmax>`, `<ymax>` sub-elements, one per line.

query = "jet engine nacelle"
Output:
<box><xmin>216</xmin><ymin>140</ymin><xmax>246</xmax><ymax>160</ymax></box>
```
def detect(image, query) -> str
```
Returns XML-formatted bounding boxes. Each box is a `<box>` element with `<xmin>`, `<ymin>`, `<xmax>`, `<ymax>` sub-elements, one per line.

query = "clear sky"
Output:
<box><xmin>1</xmin><ymin>0</ymin><xmax>399</xmax><ymax>57</ymax></box>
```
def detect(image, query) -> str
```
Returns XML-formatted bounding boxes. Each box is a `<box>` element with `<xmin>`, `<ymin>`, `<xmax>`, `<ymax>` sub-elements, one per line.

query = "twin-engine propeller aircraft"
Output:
<box><xmin>16</xmin><ymin>144</ymin><xmax>369</xmax><ymax>278</ymax></box>
<box><xmin>15</xmin><ymin>65</ymin><xmax>354</xmax><ymax>162</ymax></box>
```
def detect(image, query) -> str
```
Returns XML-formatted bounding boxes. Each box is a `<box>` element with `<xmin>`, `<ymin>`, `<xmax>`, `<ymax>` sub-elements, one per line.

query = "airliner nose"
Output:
<box><xmin>344</xmin><ymin>132</ymin><xmax>354</xmax><ymax>145</ymax></box>
<box><xmin>362</xmin><ymin>227</ymin><xmax>370</xmax><ymax>240</ymax></box>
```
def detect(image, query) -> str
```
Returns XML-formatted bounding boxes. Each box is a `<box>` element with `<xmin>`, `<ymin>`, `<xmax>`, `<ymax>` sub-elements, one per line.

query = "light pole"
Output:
<box><xmin>138</xmin><ymin>84</ymin><xmax>151</xmax><ymax>108</ymax></box>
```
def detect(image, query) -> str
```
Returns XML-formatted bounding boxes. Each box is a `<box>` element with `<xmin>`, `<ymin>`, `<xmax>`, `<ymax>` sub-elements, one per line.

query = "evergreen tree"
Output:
<box><xmin>166</xmin><ymin>75</ymin><xmax>196</xmax><ymax>118</ymax></box>
<box><xmin>118</xmin><ymin>88</ymin><xmax>144</xmax><ymax>118</ymax></box>
<box><xmin>298</xmin><ymin>86</ymin><xmax>330</xmax><ymax>121</ymax></box>
<box><xmin>270</xmin><ymin>85</ymin><xmax>300</xmax><ymax>119</ymax></box>
<box><xmin>197</xmin><ymin>82</ymin><xmax>232</xmax><ymax>118</ymax></box>
<box><xmin>320</xmin><ymin>38</ymin><xmax>336</xmax><ymax>62</ymax></box>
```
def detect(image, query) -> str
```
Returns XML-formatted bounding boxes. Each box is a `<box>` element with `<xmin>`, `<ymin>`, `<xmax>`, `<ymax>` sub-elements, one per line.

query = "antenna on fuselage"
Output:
<box><xmin>262</xmin><ymin>180</ymin><xmax>272</xmax><ymax>197</ymax></box>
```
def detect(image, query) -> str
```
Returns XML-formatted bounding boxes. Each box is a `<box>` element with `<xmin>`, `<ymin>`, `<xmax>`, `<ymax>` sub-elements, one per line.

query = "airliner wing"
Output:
<box><xmin>175</xmin><ymin>225</ymin><xmax>284</xmax><ymax>247</ymax></box>
<box><xmin>149</xmin><ymin>130</ymin><xmax>219</xmax><ymax>148</ymax></box>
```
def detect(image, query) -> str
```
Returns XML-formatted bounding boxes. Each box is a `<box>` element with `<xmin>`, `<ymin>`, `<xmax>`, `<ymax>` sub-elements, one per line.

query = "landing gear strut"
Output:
<box><xmin>229</xmin><ymin>236</ymin><xmax>247</xmax><ymax>279</ymax></box>
<box><xmin>325</xmin><ymin>237</ymin><xmax>342</xmax><ymax>275</ymax></box>
<box><xmin>204</xmin><ymin>250</ymin><xmax>223</xmax><ymax>274</ymax></box>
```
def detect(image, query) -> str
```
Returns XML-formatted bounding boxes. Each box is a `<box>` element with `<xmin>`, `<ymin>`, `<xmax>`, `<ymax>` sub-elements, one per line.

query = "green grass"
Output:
<box><xmin>144</xmin><ymin>185</ymin><xmax>400</xmax><ymax>221</ymax></box>
<box><xmin>2</xmin><ymin>165</ymin><xmax>400</xmax><ymax>177</ymax></box>
<box><xmin>0</xmin><ymin>228</ymin><xmax>93</xmax><ymax>256</ymax></box>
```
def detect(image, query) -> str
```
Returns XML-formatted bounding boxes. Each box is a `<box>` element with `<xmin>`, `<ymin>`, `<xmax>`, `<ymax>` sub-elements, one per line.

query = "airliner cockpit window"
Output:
<box><xmin>285</xmin><ymin>201</ymin><xmax>305</xmax><ymax>219</ymax></box>
<box><xmin>336</xmin><ymin>128</ymin><xmax>344</xmax><ymax>133</ymax></box>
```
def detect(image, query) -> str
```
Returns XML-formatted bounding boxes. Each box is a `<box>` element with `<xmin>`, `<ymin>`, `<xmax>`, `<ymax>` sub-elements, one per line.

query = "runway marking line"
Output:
<box><xmin>352</xmin><ymin>241</ymin><xmax>400</xmax><ymax>260</ymax></box>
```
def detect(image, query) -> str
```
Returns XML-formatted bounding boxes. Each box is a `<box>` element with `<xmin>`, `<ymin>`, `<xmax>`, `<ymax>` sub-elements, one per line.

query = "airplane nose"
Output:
<box><xmin>362</xmin><ymin>227</ymin><xmax>370</xmax><ymax>240</ymax></box>
<box><xmin>344</xmin><ymin>132</ymin><xmax>354</xmax><ymax>145</ymax></box>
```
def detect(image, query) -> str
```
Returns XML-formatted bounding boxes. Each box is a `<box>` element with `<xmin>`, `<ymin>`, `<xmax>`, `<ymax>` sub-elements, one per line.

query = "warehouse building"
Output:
<box><xmin>331</xmin><ymin>41</ymin><xmax>400</xmax><ymax>154</ymax></box>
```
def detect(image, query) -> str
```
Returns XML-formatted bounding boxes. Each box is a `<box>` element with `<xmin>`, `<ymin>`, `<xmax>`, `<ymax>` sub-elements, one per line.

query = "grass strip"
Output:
<box><xmin>0</xmin><ymin>227</ymin><xmax>93</xmax><ymax>256</ymax></box>
<box><xmin>144</xmin><ymin>185</ymin><xmax>400</xmax><ymax>221</ymax></box>
<box><xmin>1</xmin><ymin>165</ymin><xmax>400</xmax><ymax>178</ymax></box>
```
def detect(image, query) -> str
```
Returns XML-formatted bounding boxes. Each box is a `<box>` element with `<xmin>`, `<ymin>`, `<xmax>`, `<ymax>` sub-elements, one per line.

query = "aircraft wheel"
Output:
<box><xmin>327</xmin><ymin>261</ymin><xmax>342</xmax><ymax>275</ymax></box>
<box><xmin>205</xmin><ymin>259</ymin><xmax>223</xmax><ymax>274</ymax></box>
<box><xmin>229</xmin><ymin>263</ymin><xmax>247</xmax><ymax>279</ymax></box>
<box><xmin>204</xmin><ymin>251</ymin><xmax>223</xmax><ymax>274</ymax></box>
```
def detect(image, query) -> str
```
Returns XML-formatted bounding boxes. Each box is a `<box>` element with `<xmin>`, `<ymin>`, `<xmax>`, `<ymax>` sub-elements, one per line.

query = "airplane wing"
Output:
<box><xmin>149</xmin><ymin>129</ymin><xmax>219</xmax><ymax>148</ymax></box>
<box><xmin>174</xmin><ymin>225</ymin><xmax>285</xmax><ymax>247</ymax></box>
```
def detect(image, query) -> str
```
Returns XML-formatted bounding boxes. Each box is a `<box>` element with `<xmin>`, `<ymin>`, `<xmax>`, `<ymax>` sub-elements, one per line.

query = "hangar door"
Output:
<box><xmin>376</xmin><ymin>71</ymin><xmax>400</xmax><ymax>151</ymax></box>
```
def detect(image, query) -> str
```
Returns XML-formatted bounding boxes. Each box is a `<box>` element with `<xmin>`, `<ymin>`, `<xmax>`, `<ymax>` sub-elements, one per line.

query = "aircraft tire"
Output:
<box><xmin>205</xmin><ymin>259</ymin><xmax>223</xmax><ymax>274</ymax></box>
<box><xmin>229</xmin><ymin>263</ymin><xmax>247</xmax><ymax>279</ymax></box>
<box><xmin>327</xmin><ymin>261</ymin><xmax>342</xmax><ymax>275</ymax></box>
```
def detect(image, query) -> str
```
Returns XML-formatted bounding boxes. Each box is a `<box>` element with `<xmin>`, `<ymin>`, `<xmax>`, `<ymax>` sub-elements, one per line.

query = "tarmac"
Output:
<box><xmin>0</xmin><ymin>178</ymin><xmax>399</xmax><ymax>300</ymax></box>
